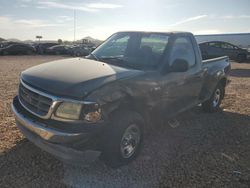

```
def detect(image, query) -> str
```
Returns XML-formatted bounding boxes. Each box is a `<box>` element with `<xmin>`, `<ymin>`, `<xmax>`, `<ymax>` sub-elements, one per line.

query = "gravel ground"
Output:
<box><xmin>0</xmin><ymin>56</ymin><xmax>249</xmax><ymax>188</ymax></box>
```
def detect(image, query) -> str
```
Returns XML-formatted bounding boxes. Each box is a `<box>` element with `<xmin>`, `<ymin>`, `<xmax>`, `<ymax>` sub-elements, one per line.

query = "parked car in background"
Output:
<box><xmin>69</xmin><ymin>45</ymin><xmax>91</xmax><ymax>57</ymax></box>
<box><xmin>0</xmin><ymin>43</ymin><xmax>36</xmax><ymax>55</ymax></box>
<box><xmin>199</xmin><ymin>41</ymin><xmax>249</xmax><ymax>62</ymax></box>
<box><xmin>0</xmin><ymin>41</ymin><xmax>20</xmax><ymax>48</ymax></box>
<box><xmin>45</xmin><ymin>45</ymin><xmax>70</xmax><ymax>55</ymax></box>
<box><xmin>35</xmin><ymin>42</ymin><xmax>58</xmax><ymax>54</ymax></box>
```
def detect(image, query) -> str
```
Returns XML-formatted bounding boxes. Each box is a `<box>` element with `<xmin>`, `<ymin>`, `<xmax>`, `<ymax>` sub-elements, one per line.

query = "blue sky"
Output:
<box><xmin>0</xmin><ymin>0</ymin><xmax>249</xmax><ymax>40</ymax></box>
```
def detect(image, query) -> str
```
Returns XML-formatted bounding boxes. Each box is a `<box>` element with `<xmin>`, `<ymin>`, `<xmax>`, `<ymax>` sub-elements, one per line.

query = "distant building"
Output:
<box><xmin>195</xmin><ymin>33</ymin><xmax>250</xmax><ymax>49</ymax></box>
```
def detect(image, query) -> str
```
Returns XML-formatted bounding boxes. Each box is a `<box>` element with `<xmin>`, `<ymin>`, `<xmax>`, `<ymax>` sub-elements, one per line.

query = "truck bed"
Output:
<box><xmin>199</xmin><ymin>56</ymin><xmax>230</xmax><ymax>102</ymax></box>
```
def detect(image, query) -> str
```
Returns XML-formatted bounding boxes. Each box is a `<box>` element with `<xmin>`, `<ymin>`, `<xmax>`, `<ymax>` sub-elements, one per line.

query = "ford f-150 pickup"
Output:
<box><xmin>12</xmin><ymin>31</ymin><xmax>230</xmax><ymax>168</ymax></box>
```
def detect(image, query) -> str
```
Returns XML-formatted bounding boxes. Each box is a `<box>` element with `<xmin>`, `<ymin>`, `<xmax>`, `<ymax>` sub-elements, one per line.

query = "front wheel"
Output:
<box><xmin>100</xmin><ymin>110</ymin><xmax>144</xmax><ymax>168</ymax></box>
<box><xmin>202</xmin><ymin>83</ymin><xmax>224</xmax><ymax>113</ymax></box>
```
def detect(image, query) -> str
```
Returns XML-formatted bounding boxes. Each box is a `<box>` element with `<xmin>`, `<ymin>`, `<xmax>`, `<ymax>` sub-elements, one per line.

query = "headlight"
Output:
<box><xmin>55</xmin><ymin>102</ymin><xmax>82</xmax><ymax>120</ymax></box>
<box><xmin>84</xmin><ymin>109</ymin><xmax>102</xmax><ymax>123</ymax></box>
<box><xmin>54</xmin><ymin>101</ymin><xmax>102</xmax><ymax>122</ymax></box>
<box><xmin>83</xmin><ymin>103</ymin><xmax>102</xmax><ymax>123</ymax></box>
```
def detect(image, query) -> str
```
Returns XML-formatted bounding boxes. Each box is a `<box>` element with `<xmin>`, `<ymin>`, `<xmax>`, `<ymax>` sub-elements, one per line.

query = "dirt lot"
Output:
<box><xmin>0</xmin><ymin>56</ymin><xmax>249</xmax><ymax>188</ymax></box>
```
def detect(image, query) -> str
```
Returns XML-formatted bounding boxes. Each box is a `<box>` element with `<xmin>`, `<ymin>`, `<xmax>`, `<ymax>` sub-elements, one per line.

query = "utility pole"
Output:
<box><xmin>74</xmin><ymin>10</ymin><xmax>76</xmax><ymax>42</ymax></box>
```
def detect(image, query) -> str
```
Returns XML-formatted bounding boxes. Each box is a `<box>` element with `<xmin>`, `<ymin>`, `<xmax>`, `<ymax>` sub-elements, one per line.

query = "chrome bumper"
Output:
<box><xmin>11</xmin><ymin>103</ymin><xmax>85</xmax><ymax>143</ymax></box>
<box><xmin>11</xmin><ymin>101</ymin><xmax>101</xmax><ymax>163</ymax></box>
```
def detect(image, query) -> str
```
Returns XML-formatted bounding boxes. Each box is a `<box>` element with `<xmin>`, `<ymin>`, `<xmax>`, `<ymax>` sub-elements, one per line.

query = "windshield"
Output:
<box><xmin>92</xmin><ymin>32</ymin><xmax>169</xmax><ymax>70</ymax></box>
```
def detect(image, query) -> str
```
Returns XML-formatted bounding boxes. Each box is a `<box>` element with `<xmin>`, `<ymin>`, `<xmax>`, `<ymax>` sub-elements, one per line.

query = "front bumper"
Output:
<box><xmin>11</xmin><ymin>97</ymin><xmax>102</xmax><ymax>163</ymax></box>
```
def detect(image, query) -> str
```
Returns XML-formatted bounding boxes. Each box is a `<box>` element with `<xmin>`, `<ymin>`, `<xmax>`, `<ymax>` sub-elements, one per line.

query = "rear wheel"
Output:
<box><xmin>202</xmin><ymin>83</ymin><xmax>224</xmax><ymax>112</ymax></box>
<box><xmin>100</xmin><ymin>110</ymin><xmax>144</xmax><ymax>168</ymax></box>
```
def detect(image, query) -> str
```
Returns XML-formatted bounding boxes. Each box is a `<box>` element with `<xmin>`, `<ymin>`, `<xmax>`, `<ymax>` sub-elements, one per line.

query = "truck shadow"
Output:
<box><xmin>230</xmin><ymin>68</ymin><xmax>250</xmax><ymax>78</ymax></box>
<box><xmin>1</xmin><ymin>108</ymin><xmax>250</xmax><ymax>188</ymax></box>
<box><xmin>2</xmin><ymin>107</ymin><xmax>250</xmax><ymax>187</ymax></box>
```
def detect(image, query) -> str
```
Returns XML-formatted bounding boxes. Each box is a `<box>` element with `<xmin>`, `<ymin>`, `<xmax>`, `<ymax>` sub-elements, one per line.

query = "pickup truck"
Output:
<box><xmin>12</xmin><ymin>31</ymin><xmax>230</xmax><ymax>168</ymax></box>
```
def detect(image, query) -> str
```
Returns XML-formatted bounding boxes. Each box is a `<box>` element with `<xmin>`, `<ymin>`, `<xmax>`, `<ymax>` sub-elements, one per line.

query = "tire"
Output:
<box><xmin>100</xmin><ymin>110</ymin><xmax>144</xmax><ymax>168</ymax></box>
<box><xmin>202</xmin><ymin>83</ymin><xmax>224</xmax><ymax>113</ymax></box>
<box><xmin>237</xmin><ymin>54</ymin><xmax>246</xmax><ymax>63</ymax></box>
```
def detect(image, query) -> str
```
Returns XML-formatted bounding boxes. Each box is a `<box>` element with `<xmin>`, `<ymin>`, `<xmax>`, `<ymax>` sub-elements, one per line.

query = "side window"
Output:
<box><xmin>169</xmin><ymin>37</ymin><xmax>196</xmax><ymax>67</ymax></box>
<box><xmin>209</xmin><ymin>42</ymin><xmax>221</xmax><ymax>48</ymax></box>
<box><xmin>140</xmin><ymin>34</ymin><xmax>169</xmax><ymax>55</ymax></box>
<box><xmin>221</xmin><ymin>43</ymin><xmax>234</xmax><ymax>49</ymax></box>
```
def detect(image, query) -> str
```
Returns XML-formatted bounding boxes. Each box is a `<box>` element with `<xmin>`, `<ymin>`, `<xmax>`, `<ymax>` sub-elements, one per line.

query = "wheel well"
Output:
<box><xmin>218</xmin><ymin>78</ymin><xmax>227</xmax><ymax>98</ymax></box>
<box><xmin>107</xmin><ymin>96</ymin><xmax>148</xmax><ymax>123</ymax></box>
<box><xmin>219</xmin><ymin>77</ymin><xmax>227</xmax><ymax>88</ymax></box>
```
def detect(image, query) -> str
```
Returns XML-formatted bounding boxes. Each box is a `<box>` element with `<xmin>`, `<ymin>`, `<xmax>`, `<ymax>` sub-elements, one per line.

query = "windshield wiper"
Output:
<box><xmin>100</xmin><ymin>57</ymin><xmax>140</xmax><ymax>70</ymax></box>
<box><xmin>90</xmin><ymin>53</ymin><xmax>99</xmax><ymax>61</ymax></box>
<box><xmin>99</xmin><ymin>56</ymin><xmax>123</xmax><ymax>61</ymax></box>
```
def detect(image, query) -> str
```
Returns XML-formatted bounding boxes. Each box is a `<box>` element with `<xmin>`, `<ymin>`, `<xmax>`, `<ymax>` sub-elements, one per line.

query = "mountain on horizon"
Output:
<box><xmin>83</xmin><ymin>36</ymin><xmax>96</xmax><ymax>41</ymax></box>
<box><xmin>78</xmin><ymin>36</ymin><xmax>103</xmax><ymax>45</ymax></box>
<box><xmin>7</xmin><ymin>38</ymin><xmax>21</xmax><ymax>42</ymax></box>
<box><xmin>0</xmin><ymin>37</ymin><xmax>6</xmax><ymax>42</ymax></box>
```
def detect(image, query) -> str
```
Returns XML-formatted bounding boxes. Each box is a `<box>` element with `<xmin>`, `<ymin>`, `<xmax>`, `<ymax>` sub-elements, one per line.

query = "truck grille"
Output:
<box><xmin>18</xmin><ymin>82</ymin><xmax>53</xmax><ymax>117</ymax></box>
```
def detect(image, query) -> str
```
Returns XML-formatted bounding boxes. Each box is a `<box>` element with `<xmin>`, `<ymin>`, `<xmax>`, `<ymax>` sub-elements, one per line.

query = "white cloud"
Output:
<box><xmin>19</xmin><ymin>0</ymin><xmax>33</xmax><ymax>2</ymax></box>
<box><xmin>0</xmin><ymin>16</ymin><xmax>63</xmax><ymax>29</ymax></box>
<box><xmin>239</xmin><ymin>15</ymin><xmax>250</xmax><ymax>19</ymax></box>
<box><xmin>37</xmin><ymin>1</ymin><xmax>123</xmax><ymax>12</ymax></box>
<box><xmin>0</xmin><ymin>16</ymin><xmax>12</xmax><ymax>28</ymax></box>
<box><xmin>56</xmin><ymin>16</ymin><xmax>73</xmax><ymax>23</ymax></box>
<box><xmin>220</xmin><ymin>15</ymin><xmax>250</xmax><ymax>19</ymax></box>
<box><xmin>19</xmin><ymin>4</ymin><xmax>29</xmax><ymax>8</ymax></box>
<box><xmin>193</xmin><ymin>29</ymin><xmax>222</xmax><ymax>35</ymax></box>
<box><xmin>15</xmin><ymin>19</ymin><xmax>62</xmax><ymax>27</ymax></box>
<box><xmin>169</xmin><ymin>15</ymin><xmax>208</xmax><ymax>27</ymax></box>
<box><xmin>38</xmin><ymin>1</ymin><xmax>97</xmax><ymax>12</ymax></box>
<box><xmin>86</xmin><ymin>3</ymin><xmax>123</xmax><ymax>9</ymax></box>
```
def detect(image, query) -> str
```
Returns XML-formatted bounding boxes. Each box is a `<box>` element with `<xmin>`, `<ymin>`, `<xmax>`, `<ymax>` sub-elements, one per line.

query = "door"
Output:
<box><xmin>207</xmin><ymin>42</ymin><xmax>224</xmax><ymax>58</ymax></box>
<box><xmin>220</xmin><ymin>42</ymin><xmax>239</xmax><ymax>59</ymax></box>
<box><xmin>160</xmin><ymin>36</ymin><xmax>203</xmax><ymax>116</ymax></box>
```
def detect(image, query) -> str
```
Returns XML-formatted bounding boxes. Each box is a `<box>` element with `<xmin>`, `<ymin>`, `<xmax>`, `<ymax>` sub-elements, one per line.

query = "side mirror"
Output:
<box><xmin>171</xmin><ymin>59</ymin><xmax>189</xmax><ymax>72</ymax></box>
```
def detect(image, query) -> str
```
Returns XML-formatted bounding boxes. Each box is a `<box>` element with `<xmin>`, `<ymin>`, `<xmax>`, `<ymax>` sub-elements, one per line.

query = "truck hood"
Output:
<box><xmin>21</xmin><ymin>58</ymin><xmax>142</xmax><ymax>99</ymax></box>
